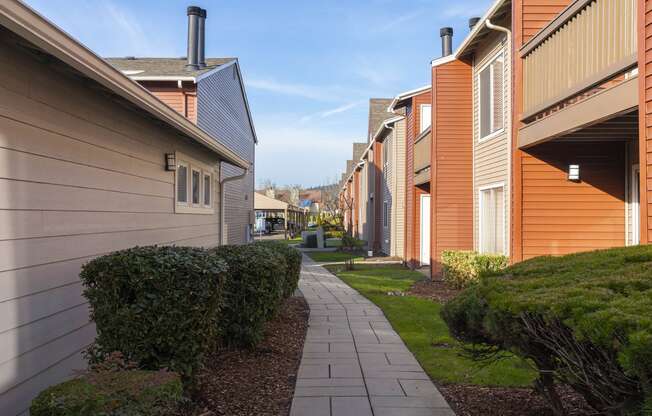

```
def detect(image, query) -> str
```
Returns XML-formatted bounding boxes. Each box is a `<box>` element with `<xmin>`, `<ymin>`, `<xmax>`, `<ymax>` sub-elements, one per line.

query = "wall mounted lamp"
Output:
<box><xmin>165</xmin><ymin>153</ymin><xmax>176</xmax><ymax>171</ymax></box>
<box><xmin>568</xmin><ymin>164</ymin><xmax>580</xmax><ymax>181</ymax></box>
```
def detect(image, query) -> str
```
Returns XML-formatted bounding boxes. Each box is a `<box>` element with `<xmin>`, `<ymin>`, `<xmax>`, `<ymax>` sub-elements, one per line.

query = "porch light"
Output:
<box><xmin>568</xmin><ymin>164</ymin><xmax>580</xmax><ymax>181</ymax></box>
<box><xmin>165</xmin><ymin>153</ymin><xmax>176</xmax><ymax>171</ymax></box>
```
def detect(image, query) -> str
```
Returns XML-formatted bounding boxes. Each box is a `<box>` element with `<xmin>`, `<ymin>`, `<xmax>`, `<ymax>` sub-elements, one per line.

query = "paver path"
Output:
<box><xmin>290</xmin><ymin>255</ymin><xmax>454</xmax><ymax>416</ymax></box>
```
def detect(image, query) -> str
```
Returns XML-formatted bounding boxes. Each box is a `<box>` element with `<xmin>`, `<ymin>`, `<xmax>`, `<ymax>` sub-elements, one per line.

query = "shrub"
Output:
<box><xmin>210</xmin><ymin>243</ymin><xmax>288</xmax><ymax>348</ymax></box>
<box><xmin>326</xmin><ymin>230</ymin><xmax>344</xmax><ymax>239</ymax></box>
<box><xmin>80</xmin><ymin>246</ymin><xmax>227</xmax><ymax>383</ymax></box>
<box><xmin>441</xmin><ymin>250</ymin><xmax>508</xmax><ymax>289</ymax></box>
<box><xmin>30</xmin><ymin>369</ymin><xmax>182</xmax><ymax>416</ymax></box>
<box><xmin>441</xmin><ymin>245</ymin><xmax>652</xmax><ymax>415</ymax></box>
<box><xmin>255</xmin><ymin>241</ymin><xmax>302</xmax><ymax>297</ymax></box>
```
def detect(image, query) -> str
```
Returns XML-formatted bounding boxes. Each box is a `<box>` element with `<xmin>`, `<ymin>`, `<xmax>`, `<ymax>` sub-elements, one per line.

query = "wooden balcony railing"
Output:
<box><xmin>413</xmin><ymin>128</ymin><xmax>431</xmax><ymax>174</ymax></box>
<box><xmin>521</xmin><ymin>0</ymin><xmax>637</xmax><ymax>119</ymax></box>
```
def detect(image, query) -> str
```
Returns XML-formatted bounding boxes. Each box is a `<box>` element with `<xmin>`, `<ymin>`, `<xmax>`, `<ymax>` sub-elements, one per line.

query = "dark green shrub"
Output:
<box><xmin>441</xmin><ymin>245</ymin><xmax>652</xmax><ymax>415</ymax></box>
<box><xmin>80</xmin><ymin>246</ymin><xmax>227</xmax><ymax>382</ymax></box>
<box><xmin>441</xmin><ymin>250</ymin><xmax>508</xmax><ymax>289</ymax></box>
<box><xmin>255</xmin><ymin>241</ymin><xmax>302</xmax><ymax>297</ymax></box>
<box><xmin>326</xmin><ymin>230</ymin><xmax>344</xmax><ymax>239</ymax></box>
<box><xmin>30</xmin><ymin>370</ymin><xmax>182</xmax><ymax>416</ymax></box>
<box><xmin>210</xmin><ymin>244</ymin><xmax>288</xmax><ymax>348</ymax></box>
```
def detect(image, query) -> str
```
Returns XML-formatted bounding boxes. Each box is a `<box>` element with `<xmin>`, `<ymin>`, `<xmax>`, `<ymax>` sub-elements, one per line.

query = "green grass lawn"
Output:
<box><xmin>307</xmin><ymin>251</ymin><xmax>364</xmax><ymax>263</ymax></box>
<box><xmin>274</xmin><ymin>236</ymin><xmax>302</xmax><ymax>246</ymax></box>
<box><xmin>325</xmin><ymin>264</ymin><xmax>537</xmax><ymax>387</ymax></box>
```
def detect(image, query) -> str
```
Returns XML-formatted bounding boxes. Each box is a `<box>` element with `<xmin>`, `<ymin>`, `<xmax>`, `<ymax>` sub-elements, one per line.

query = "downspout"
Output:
<box><xmin>219</xmin><ymin>162</ymin><xmax>249</xmax><ymax>245</ymax></box>
<box><xmin>485</xmin><ymin>18</ymin><xmax>512</xmax><ymax>257</ymax></box>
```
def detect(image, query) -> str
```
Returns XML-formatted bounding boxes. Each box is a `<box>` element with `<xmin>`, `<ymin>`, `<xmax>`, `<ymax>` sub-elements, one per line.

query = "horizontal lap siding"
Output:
<box><xmin>521</xmin><ymin>142</ymin><xmax>625</xmax><ymax>258</ymax></box>
<box><xmin>392</xmin><ymin>120</ymin><xmax>407</xmax><ymax>258</ymax></box>
<box><xmin>382</xmin><ymin>135</ymin><xmax>392</xmax><ymax>255</ymax></box>
<box><xmin>0</xmin><ymin>37</ymin><xmax>221</xmax><ymax>415</ymax></box>
<box><xmin>640</xmin><ymin>0</ymin><xmax>652</xmax><ymax>243</ymax></box>
<box><xmin>522</xmin><ymin>0</ymin><xmax>573</xmax><ymax>42</ymax></box>
<box><xmin>198</xmin><ymin>65</ymin><xmax>256</xmax><ymax>245</ymax></box>
<box><xmin>432</xmin><ymin>60</ymin><xmax>474</xmax><ymax>275</ymax></box>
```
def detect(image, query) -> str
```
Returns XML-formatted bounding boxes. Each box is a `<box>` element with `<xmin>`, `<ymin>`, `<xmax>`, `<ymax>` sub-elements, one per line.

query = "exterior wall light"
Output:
<box><xmin>165</xmin><ymin>153</ymin><xmax>176</xmax><ymax>171</ymax></box>
<box><xmin>568</xmin><ymin>164</ymin><xmax>580</xmax><ymax>181</ymax></box>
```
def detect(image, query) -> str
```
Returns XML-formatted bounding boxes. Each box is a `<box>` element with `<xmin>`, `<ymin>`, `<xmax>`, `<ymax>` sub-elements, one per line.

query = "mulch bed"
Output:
<box><xmin>406</xmin><ymin>278</ymin><xmax>594</xmax><ymax>416</ymax></box>
<box><xmin>194</xmin><ymin>297</ymin><xmax>309</xmax><ymax>416</ymax></box>
<box><xmin>439</xmin><ymin>384</ymin><xmax>593</xmax><ymax>416</ymax></box>
<box><xmin>407</xmin><ymin>277</ymin><xmax>462</xmax><ymax>303</ymax></box>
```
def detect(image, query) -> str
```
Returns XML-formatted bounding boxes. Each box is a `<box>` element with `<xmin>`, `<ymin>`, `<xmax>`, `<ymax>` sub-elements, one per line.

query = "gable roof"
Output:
<box><xmin>388</xmin><ymin>85</ymin><xmax>431</xmax><ymax>112</ymax></box>
<box><xmin>105</xmin><ymin>57</ymin><xmax>234</xmax><ymax>79</ymax></box>
<box><xmin>368</xmin><ymin>98</ymin><xmax>394</xmax><ymax>141</ymax></box>
<box><xmin>0</xmin><ymin>0</ymin><xmax>248</xmax><ymax>169</ymax></box>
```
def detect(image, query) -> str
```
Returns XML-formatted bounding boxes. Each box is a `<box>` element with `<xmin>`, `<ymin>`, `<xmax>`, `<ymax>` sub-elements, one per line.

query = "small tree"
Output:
<box><xmin>341</xmin><ymin>234</ymin><xmax>363</xmax><ymax>270</ymax></box>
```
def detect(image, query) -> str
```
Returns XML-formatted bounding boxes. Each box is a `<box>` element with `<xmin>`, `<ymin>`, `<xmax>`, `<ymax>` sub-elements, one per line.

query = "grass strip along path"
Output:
<box><xmin>323</xmin><ymin>264</ymin><xmax>536</xmax><ymax>388</ymax></box>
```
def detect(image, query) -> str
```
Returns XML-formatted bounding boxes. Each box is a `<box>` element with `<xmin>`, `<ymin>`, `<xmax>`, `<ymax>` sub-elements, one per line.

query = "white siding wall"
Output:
<box><xmin>197</xmin><ymin>63</ymin><xmax>256</xmax><ymax>244</ymax></box>
<box><xmin>381</xmin><ymin>134</ymin><xmax>392</xmax><ymax>255</ymax></box>
<box><xmin>473</xmin><ymin>31</ymin><xmax>512</xmax><ymax>255</ymax></box>
<box><xmin>0</xmin><ymin>35</ymin><xmax>222</xmax><ymax>415</ymax></box>
<box><xmin>391</xmin><ymin>119</ymin><xmax>407</xmax><ymax>258</ymax></box>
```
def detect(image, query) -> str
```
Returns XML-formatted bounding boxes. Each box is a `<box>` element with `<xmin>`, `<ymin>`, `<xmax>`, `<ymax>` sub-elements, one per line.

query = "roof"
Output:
<box><xmin>0</xmin><ymin>0</ymin><xmax>249</xmax><ymax>169</ymax></box>
<box><xmin>388</xmin><ymin>85</ymin><xmax>431</xmax><ymax>112</ymax></box>
<box><xmin>431</xmin><ymin>0</ymin><xmax>511</xmax><ymax>67</ymax></box>
<box><xmin>352</xmin><ymin>142</ymin><xmax>367</xmax><ymax>162</ymax></box>
<box><xmin>105</xmin><ymin>57</ymin><xmax>235</xmax><ymax>80</ymax></box>
<box><xmin>254</xmin><ymin>192</ymin><xmax>303</xmax><ymax>212</ymax></box>
<box><xmin>368</xmin><ymin>98</ymin><xmax>395</xmax><ymax>141</ymax></box>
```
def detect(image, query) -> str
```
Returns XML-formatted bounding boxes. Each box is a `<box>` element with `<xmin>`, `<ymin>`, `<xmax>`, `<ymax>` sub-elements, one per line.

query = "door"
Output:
<box><xmin>632</xmin><ymin>165</ymin><xmax>640</xmax><ymax>245</ymax></box>
<box><xmin>420</xmin><ymin>195</ymin><xmax>431</xmax><ymax>266</ymax></box>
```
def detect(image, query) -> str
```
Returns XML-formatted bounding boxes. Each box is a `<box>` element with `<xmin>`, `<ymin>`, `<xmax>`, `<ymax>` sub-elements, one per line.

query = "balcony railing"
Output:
<box><xmin>413</xmin><ymin>128</ymin><xmax>431</xmax><ymax>174</ymax></box>
<box><xmin>521</xmin><ymin>0</ymin><xmax>637</xmax><ymax>119</ymax></box>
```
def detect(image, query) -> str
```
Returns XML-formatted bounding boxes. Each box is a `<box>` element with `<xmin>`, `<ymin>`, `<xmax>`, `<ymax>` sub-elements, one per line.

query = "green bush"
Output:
<box><xmin>255</xmin><ymin>241</ymin><xmax>302</xmax><ymax>297</ymax></box>
<box><xmin>441</xmin><ymin>245</ymin><xmax>652</xmax><ymax>415</ymax></box>
<box><xmin>80</xmin><ymin>246</ymin><xmax>227</xmax><ymax>382</ymax></box>
<box><xmin>210</xmin><ymin>243</ymin><xmax>289</xmax><ymax>348</ymax></box>
<box><xmin>441</xmin><ymin>250</ymin><xmax>508</xmax><ymax>289</ymax></box>
<box><xmin>30</xmin><ymin>370</ymin><xmax>182</xmax><ymax>416</ymax></box>
<box><xmin>326</xmin><ymin>230</ymin><xmax>344</xmax><ymax>239</ymax></box>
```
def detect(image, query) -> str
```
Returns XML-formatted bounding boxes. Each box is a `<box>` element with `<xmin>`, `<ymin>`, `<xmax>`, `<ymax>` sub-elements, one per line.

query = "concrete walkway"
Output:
<box><xmin>291</xmin><ymin>255</ymin><xmax>454</xmax><ymax>416</ymax></box>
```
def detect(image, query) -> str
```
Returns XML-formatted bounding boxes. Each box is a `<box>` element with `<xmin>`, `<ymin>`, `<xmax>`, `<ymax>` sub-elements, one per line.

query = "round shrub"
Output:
<box><xmin>80</xmin><ymin>246</ymin><xmax>227</xmax><ymax>382</ymax></box>
<box><xmin>210</xmin><ymin>244</ymin><xmax>288</xmax><ymax>348</ymax></box>
<box><xmin>255</xmin><ymin>241</ymin><xmax>302</xmax><ymax>297</ymax></box>
<box><xmin>30</xmin><ymin>370</ymin><xmax>182</xmax><ymax>416</ymax></box>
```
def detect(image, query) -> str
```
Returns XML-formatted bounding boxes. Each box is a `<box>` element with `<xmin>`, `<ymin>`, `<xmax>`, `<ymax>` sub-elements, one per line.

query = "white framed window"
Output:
<box><xmin>174</xmin><ymin>152</ymin><xmax>215</xmax><ymax>215</ymax></box>
<box><xmin>479</xmin><ymin>184</ymin><xmax>505</xmax><ymax>254</ymax></box>
<box><xmin>420</xmin><ymin>104</ymin><xmax>432</xmax><ymax>133</ymax></box>
<box><xmin>383</xmin><ymin>201</ymin><xmax>388</xmax><ymax>228</ymax></box>
<box><xmin>478</xmin><ymin>51</ymin><xmax>505</xmax><ymax>141</ymax></box>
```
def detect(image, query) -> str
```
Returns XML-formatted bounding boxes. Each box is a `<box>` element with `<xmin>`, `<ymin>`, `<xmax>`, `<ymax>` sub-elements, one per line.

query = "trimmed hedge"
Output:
<box><xmin>441</xmin><ymin>250</ymin><xmax>508</xmax><ymax>289</ymax></box>
<box><xmin>441</xmin><ymin>246</ymin><xmax>652</xmax><ymax>415</ymax></box>
<box><xmin>80</xmin><ymin>246</ymin><xmax>227</xmax><ymax>382</ymax></box>
<box><xmin>210</xmin><ymin>242</ymin><xmax>301</xmax><ymax>348</ymax></box>
<box><xmin>30</xmin><ymin>370</ymin><xmax>182</xmax><ymax>416</ymax></box>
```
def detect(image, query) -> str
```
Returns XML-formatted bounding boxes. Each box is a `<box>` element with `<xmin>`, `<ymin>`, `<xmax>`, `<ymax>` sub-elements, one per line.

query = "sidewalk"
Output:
<box><xmin>291</xmin><ymin>255</ymin><xmax>454</xmax><ymax>416</ymax></box>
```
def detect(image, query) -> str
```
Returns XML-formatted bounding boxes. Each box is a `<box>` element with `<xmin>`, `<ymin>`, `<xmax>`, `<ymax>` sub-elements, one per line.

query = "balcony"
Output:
<box><xmin>520</xmin><ymin>0</ymin><xmax>637</xmax><ymax>120</ymax></box>
<box><xmin>413</xmin><ymin>127</ymin><xmax>431</xmax><ymax>185</ymax></box>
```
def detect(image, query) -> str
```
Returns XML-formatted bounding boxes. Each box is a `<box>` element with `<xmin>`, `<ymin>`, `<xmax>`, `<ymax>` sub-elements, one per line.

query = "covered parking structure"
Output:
<box><xmin>254</xmin><ymin>193</ymin><xmax>307</xmax><ymax>238</ymax></box>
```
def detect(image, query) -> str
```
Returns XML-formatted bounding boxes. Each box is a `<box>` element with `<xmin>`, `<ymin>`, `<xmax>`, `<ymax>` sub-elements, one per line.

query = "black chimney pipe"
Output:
<box><xmin>440</xmin><ymin>27</ymin><xmax>453</xmax><ymax>57</ymax></box>
<box><xmin>186</xmin><ymin>6</ymin><xmax>201</xmax><ymax>70</ymax></box>
<box><xmin>469</xmin><ymin>17</ymin><xmax>481</xmax><ymax>30</ymax></box>
<box><xmin>198</xmin><ymin>9</ymin><xmax>207</xmax><ymax>68</ymax></box>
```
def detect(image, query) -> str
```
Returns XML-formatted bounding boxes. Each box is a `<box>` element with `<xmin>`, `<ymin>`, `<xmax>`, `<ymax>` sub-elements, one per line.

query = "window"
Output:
<box><xmin>191</xmin><ymin>169</ymin><xmax>201</xmax><ymax>205</ymax></box>
<box><xmin>174</xmin><ymin>152</ymin><xmax>215</xmax><ymax>214</ymax></box>
<box><xmin>420</xmin><ymin>104</ymin><xmax>431</xmax><ymax>133</ymax></box>
<box><xmin>204</xmin><ymin>173</ymin><xmax>211</xmax><ymax>207</ymax></box>
<box><xmin>479</xmin><ymin>185</ymin><xmax>505</xmax><ymax>254</ymax></box>
<box><xmin>177</xmin><ymin>163</ymin><xmax>188</xmax><ymax>203</ymax></box>
<box><xmin>383</xmin><ymin>201</ymin><xmax>389</xmax><ymax>228</ymax></box>
<box><xmin>479</xmin><ymin>53</ymin><xmax>504</xmax><ymax>140</ymax></box>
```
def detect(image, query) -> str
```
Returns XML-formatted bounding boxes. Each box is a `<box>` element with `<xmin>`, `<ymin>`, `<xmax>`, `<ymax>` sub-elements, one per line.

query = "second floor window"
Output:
<box><xmin>479</xmin><ymin>52</ymin><xmax>504</xmax><ymax>140</ymax></box>
<box><xmin>420</xmin><ymin>104</ymin><xmax>431</xmax><ymax>133</ymax></box>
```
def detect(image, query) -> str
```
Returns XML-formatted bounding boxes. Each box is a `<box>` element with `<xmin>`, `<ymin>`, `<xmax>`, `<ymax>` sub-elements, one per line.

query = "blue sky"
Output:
<box><xmin>24</xmin><ymin>0</ymin><xmax>492</xmax><ymax>188</ymax></box>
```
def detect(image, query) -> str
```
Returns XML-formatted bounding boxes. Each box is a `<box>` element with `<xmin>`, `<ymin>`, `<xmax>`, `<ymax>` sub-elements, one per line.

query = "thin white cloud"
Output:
<box><xmin>300</xmin><ymin>100</ymin><xmax>365</xmax><ymax>123</ymax></box>
<box><xmin>101</xmin><ymin>0</ymin><xmax>153</xmax><ymax>55</ymax></box>
<box><xmin>246</xmin><ymin>78</ymin><xmax>340</xmax><ymax>101</ymax></box>
<box><xmin>376</xmin><ymin>10</ymin><xmax>423</xmax><ymax>33</ymax></box>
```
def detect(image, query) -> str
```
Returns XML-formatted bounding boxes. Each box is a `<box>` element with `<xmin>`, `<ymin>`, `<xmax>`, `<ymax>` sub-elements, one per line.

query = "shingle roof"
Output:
<box><xmin>105</xmin><ymin>57</ymin><xmax>235</xmax><ymax>78</ymax></box>
<box><xmin>352</xmin><ymin>142</ymin><xmax>367</xmax><ymax>161</ymax></box>
<box><xmin>368</xmin><ymin>98</ymin><xmax>394</xmax><ymax>141</ymax></box>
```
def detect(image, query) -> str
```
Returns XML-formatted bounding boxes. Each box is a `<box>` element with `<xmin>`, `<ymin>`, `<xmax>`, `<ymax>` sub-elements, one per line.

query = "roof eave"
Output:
<box><xmin>0</xmin><ymin>0</ymin><xmax>249</xmax><ymax>169</ymax></box>
<box><xmin>388</xmin><ymin>85</ymin><xmax>431</xmax><ymax>112</ymax></box>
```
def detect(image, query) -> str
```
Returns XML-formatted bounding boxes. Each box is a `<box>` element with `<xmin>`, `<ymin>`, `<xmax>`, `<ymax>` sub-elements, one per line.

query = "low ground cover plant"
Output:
<box><xmin>31</xmin><ymin>353</ymin><xmax>182</xmax><ymax>416</ymax></box>
<box><xmin>80</xmin><ymin>246</ymin><xmax>227</xmax><ymax>384</ymax></box>
<box><xmin>441</xmin><ymin>245</ymin><xmax>652</xmax><ymax>415</ymax></box>
<box><xmin>441</xmin><ymin>250</ymin><xmax>508</xmax><ymax>289</ymax></box>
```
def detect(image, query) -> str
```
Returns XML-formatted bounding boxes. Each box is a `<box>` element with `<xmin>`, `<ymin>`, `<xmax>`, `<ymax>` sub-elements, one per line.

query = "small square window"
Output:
<box><xmin>191</xmin><ymin>169</ymin><xmax>200</xmax><ymax>205</ymax></box>
<box><xmin>177</xmin><ymin>164</ymin><xmax>188</xmax><ymax>203</ymax></box>
<box><xmin>204</xmin><ymin>173</ymin><xmax>211</xmax><ymax>206</ymax></box>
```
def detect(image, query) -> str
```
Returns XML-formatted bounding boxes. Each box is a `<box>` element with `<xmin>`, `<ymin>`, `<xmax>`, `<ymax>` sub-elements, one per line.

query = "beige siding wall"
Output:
<box><xmin>473</xmin><ymin>31</ymin><xmax>512</xmax><ymax>255</ymax></box>
<box><xmin>381</xmin><ymin>133</ymin><xmax>392</xmax><ymax>255</ymax></box>
<box><xmin>391</xmin><ymin>119</ymin><xmax>406</xmax><ymax>258</ymax></box>
<box><xmin>0</xmin><ymin>36</ymin><xmax>222</xmax><ymax>415</ymax></box>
